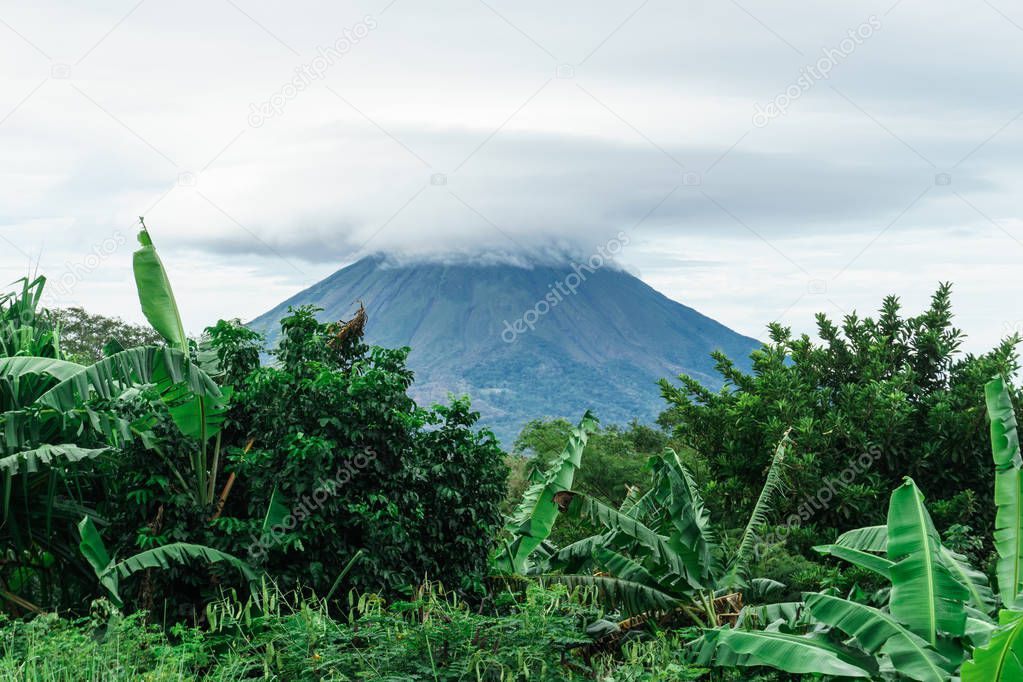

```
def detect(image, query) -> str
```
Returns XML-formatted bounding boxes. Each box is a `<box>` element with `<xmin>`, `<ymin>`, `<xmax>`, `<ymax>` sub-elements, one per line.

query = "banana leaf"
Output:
<box><xmin>961</xmin><ymin>610</ymin><xmax>1023</xmax><ymax>681</ymax></box>
<box><xmin>814</xmin><ymin>544</ymin><xmax>894</xmax><ymax>579</ymax></box>
<box><xmin>702</xmin><ymin>628</ymin><xmax>876</xmax><ymax>678</ymax></box>
<box><xmin>542</xmin><ymin>573</ymin><xmax>679</xmax><ymax>615</ymax></box>
<box><xmin>492</xmin><ymin>412</ymin><xmax>597</xmax><ymax>574</ymax></box>
<box><xmin>939</xmin><ymin>545</ymin><xmax>996</xmax><ymax>616</ymax></box>
<box><xmin>34</xmin><ymin>346</ymin><xmax>220</xmax><ymax>413</ymax></box>
<box><xmin>736</xmin><ymin>601</ymin><xmax>812</xmax><ymax>630</ymax></box>
<box><xmin>649</xmin><ymin>449</ymin><xmax>719</xmax><ymax>587</ymax></box>
<box><xmin>79</xmin><ymin>516</ymin><xmax>257</xmax><ymax>608</ymax></box>
<box><xmin>726</xmin><ymin>433</ymin><xmax>789</xmax><ymax>581</ymax></box>
<box><xmin>832</xmin><ymin>523</ymin><xmax>994</xmax><ymax>614</ymax></box>
<box><xmin>805</xmin><ymin>593</ymin><xmax>953</xmax><ymax>682</ymax></box>
<box><xmin>132</xmin><ymin>228</ymin><xmax>187</xmax><ymax>352</ymax></box>
<box><xmin>887</xmin><ymin>477</ymin><xmax>969</xmax><ymax>644</ymax></box>
<box><xmin>0</xmin><ymin>444</ymin><xmax>107</xmax><ymax>476</ymax></box>
<box><xmin>836</xmin><ymin>525</ymin><xmax>888</xmax><ymax>552</ymax></box>
<box><xmin>985</xmin><ymin>376</ymin><xmax>1023</xmax><ymax>609</ymax></box>
<box><xmin>133</xmin><ymin>227</ymin><xmax>229</xmax><ymax>448</ymax></box>
<box><xmin>557</xmin><ymin>490</ymin><xmax>698</xmax><ymax>590</ymax></box>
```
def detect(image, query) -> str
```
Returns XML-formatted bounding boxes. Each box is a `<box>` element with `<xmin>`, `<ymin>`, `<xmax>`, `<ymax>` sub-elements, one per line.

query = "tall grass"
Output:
<box><xmin>0</xmin><ymin>582</ymin><xmax>734</xmax><ymax>681</ymax></box>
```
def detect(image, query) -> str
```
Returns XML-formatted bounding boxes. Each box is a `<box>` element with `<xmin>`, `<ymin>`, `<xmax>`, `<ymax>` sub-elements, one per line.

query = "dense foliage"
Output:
<box><xmin>6</xmin><ymin>228</ymin><xmax>1023</xmax><ymax>680</ymax></box>
<box><xmin>0</xmin><ymin>229</ymin><xmax>508</xmax><ymax>620</ymax></box>
<box><xmin>659</xmin><ymin>284</ymin><xmax>1020</xmax><ymax>542</ymax></box>
<box><xmin>506</xmin><ymin>418</ymin><xmax>674</xmax><ymax>545</ymax></box>
<box><xmin>697</xmin><ymin>376</ymin><xmax>1023</xmax><ymax>681</ymax></box>
<box><xmin>212</xmin><ymin>305</ymin><xmax>509</xmax><ymax>596</ymax></box>
<box><xmin>0</xmin><ymin>277</ymin><xmax>225</xmax><ymax>614</ymax></box>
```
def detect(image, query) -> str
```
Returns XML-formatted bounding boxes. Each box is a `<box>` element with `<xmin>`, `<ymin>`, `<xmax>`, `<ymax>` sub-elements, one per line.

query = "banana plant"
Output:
<box><xmin>78</xmin><ymin>516</ymin><xmax>256</xmax><ymax>609</ymax></box>
<box><xmin>0</xmin><ymin>276</ymin><xmax>224</xmax><ymax>612</ymax></box>
<box><xmin>537</xmin><ymin>435</ymin><xmax>790</xmax><ymax>627</ymax></box>
<box><xmin>133</xmin><ymin>222</ymin><xmax>233</xmax><ymax>508</ymax></box>
<box><xmin>698</xmin><ymin>375</ymin><xmax>1023</xmax><ymax>681</ymax></box>
<box><xmin>491</xmin><ymin>411</ymin><xmax>598</xmax><ymax>575</ymax></box>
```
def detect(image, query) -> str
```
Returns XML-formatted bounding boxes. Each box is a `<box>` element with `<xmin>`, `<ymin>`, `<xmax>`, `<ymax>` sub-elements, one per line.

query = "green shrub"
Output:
<box><xmin>214</xmin><ymin>307</ymin><xmax>509</xmax><ymax>598</ymax></box>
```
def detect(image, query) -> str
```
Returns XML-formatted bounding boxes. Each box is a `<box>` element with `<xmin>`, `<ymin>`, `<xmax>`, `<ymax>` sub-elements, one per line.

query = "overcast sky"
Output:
<box><xmin>2</xmin><ymin>0</ymin><xmax>1022</xmax><ymax>351</ymax></box>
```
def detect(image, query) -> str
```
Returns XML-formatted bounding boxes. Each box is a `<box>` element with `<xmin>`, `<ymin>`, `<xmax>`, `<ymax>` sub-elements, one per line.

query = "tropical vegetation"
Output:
<box><xmin>692</xmin><ymin>375</ymin><xmax>1023</xmax><ymax>680</ymax></box>
<box><xmin>1</xmin><ymin>225</ymin><xmax>1021</xmax><ymax>680</ymax></box>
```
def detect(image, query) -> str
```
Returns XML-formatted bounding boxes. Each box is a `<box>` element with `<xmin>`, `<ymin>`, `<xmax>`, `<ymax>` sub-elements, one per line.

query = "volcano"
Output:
<box><xmin>248</xmin><ymin>255</ymin><xmax>760</xmax><ymax>445</ymax></box>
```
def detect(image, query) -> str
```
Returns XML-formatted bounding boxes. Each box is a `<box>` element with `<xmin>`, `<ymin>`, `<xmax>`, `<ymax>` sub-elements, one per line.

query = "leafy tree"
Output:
<box><xmin>208</xmin><ymin>305</ymin><xmax>509</xmax><ymax>597</ymax></box>
<box><xmin>98</xmin><ymin>238</ymin><xmax>508</xmax><ymax>609</ymax></box>
<box><xmin>659</xmin><ymin>284</ymin><xmax>1020</xmax><ymax>543</ymax></box>
<box><xmin>51</xmin><ymin>307</ymin><xmax>163</xmax><ymax>363</ymax></box>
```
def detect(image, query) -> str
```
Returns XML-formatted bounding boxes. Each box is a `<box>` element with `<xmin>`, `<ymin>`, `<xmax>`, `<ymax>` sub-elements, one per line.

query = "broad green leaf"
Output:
<box><xmin>132</xmin><ymin>228</ymin><xmax>187</xmax><ymax>352</ymax></box>
<box><xmin>706</xmin><ymin>628</ymin><xmax>875</xmax><ymax>678</ymax></box>
<box><xmin>542</xmin><ymin>574</ymin><xmax>679</xmax><ymax>615</ymax></box>
<box><xmin>939</xmin><ymin>545</ymin><xmax>996</xmax><ymax>616</ymax></box>
<box><xmin>101</xmin><ymin>543</ymin><xmax>258</xmax><ymax>586</ymax></box>
<box><xmin>79</xmin><ymin>516</ymin><xmax>257</xmax><ymax>608</ymax></box>
<box><xmin>832</xmin><ymin>524</ymin><xmax>994</xmax><ymax>614</ymax></box>
<box><xmin>887</xmin><ymin>477</ymin><xmax>969</xmax><ymax>644</ymax></box>
<box><xmin>77</xmin><ymin>516</ymin><xmax>118</xmax><ymax>603</ymax></box>
<box><xmin>492</xmin><ymin>412</ymin><xmax>597</xmax><ymax>574</ymax></box>
<box><xmin>544</xmin><ymin>534</ymin><xmax>608</xmax><ymax>575</ymax></box>
<box><xmin>727</xmin><ymin>433</ymin><xmax>789</xmax><ymax>581</ymax></box>
<box><xmin>559</xmin><ymin>491</ymin><xmax>696</xmax><ymax>589</ymax></box>
<box><xmin>737</xmin><ymin>601</ymin><xmax>811</xmax><ymax>630</ymax></box>
<box><xmin>593</xmin><ymin>546</ymin><xmax>669</xmax><ymax>592</ymax></box>
<box><xmin>261</xmin><ymin>486</ymin><xmax>290</xmax><ymax>534</ymax></box>
<box><xmin>77</xmin><ymin>516</ymin><xmax>110</xmax><ymax>575</ymax></box>
<box><xmin>806</xmin><ymin>593</ymin><xmax>952</xmax><ymax>682</ymax></box>
<box><xmin>34</xmin><ymin>346</ymin><xmax>220</xmax><ymax>414</ymax></box>
<box><xmin>836</xmin><ymin>525</ymin><xmax>888</xmax><ymax>552</ymax></box>
<box><xmin>648</xmin><ymin>449</ymin><xmax>719</xmax><ymax>586</ymax></box>
<box><xmin>0</xmin><ymin>357</ymin><xmax>85</xmax><ymax>408</ymax></box>
<box><xmin>961</xmin><ymin>610</ymin><xmax>1023</xmax><ymax>681</ymax></box>
<box><xmin>743</xmin><ymin>577</ymin><xmax>785</xmax><ymax>602</ymax></box>
<box><xmin>814</xmin><ymin>544</ymin><xmax>894</xmax><ymax>579</ymax></box>
<box><xmin>0</xmin><ymin>444</ymin><xmax>107</xmax><ymax>475</ymax></box>
<box><xmin>167</xmin><ymin>384</ymin><xmax>233</xmax><ymax>441</ymax></box>
<box><xmin>985</xmin><ymin>376</ymin><xmax>1023</xmax><ymax>609</ymax></box>
<box><xmin>966</xmin><ymin>615</ymin><xmax>998</xmax><ymax>648</ymax></box>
